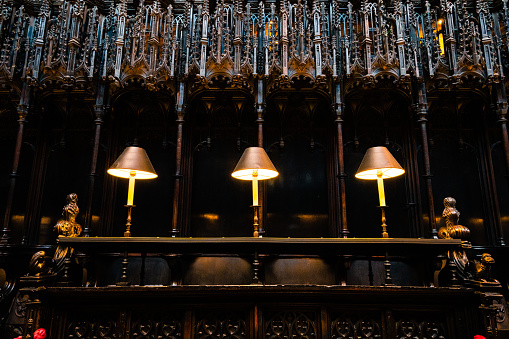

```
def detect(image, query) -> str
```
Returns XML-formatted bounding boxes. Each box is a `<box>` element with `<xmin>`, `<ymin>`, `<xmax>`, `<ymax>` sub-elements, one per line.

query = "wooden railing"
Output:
<box><xmin>56</xmin><ymin>236</ymin><xmax>463</xmax><ymax>287</ymax></box>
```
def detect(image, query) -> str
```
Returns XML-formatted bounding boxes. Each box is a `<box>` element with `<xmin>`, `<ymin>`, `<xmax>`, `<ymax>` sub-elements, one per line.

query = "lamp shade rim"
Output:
<box><xmin>107</xmin><ymin>168</ymin><xmax>158</xmax><ymax>179</ymax></box>
<box><xmin>355</xmin><ymin>167</ymin><xmax>405</xmax><ymax>179</ymax></box>
<box><xmin>232</xmin><ymin>169</ymin><xmax>279</xmax><ymax>180</ymax></box>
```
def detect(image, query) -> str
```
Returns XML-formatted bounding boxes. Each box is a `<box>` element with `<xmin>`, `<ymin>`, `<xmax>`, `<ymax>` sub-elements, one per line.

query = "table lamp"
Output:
<box><xmin>107</xmin><ymin>146</ymin><xmax>157</xmax><ymax>237</ymax></box>
<box><xmin>232</xmin><ymin>147</ymin><xmax>278</xmax><ymax>237</ymax></box>
<box><xmin>355</xmin><ymin>146</ymin><xmax>404</xmax><ymax>238</ymax></box>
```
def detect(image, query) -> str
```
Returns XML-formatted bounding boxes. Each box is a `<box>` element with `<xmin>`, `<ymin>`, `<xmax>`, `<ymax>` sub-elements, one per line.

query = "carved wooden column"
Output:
<box><xmin>413</xmin><ymin>84</ymin><xmax>437</xmax><ymax>238</ymax></box>
<box><xmin>83</xmin><ymin>84</ymin><xmax>106</xmax><ymax>237</ymax></box>
<box><xmin>495</xmin><ymin>103</ymin><xmax>509</xmax><ymax>174</ymax></box>
<box><xmin>2</xmin><ymin>85</ymin><xmax>31</xmax><ymax>243</ymax></box>
<box><xmin>256</xmin><ymin>79</ymin><xmax>266</xmax><ymax>235</ymax></box>
<box><xmin>280</xmin><ymin>1</ymin><xmax>289</xmax><ymax>77</ymax></box>
<box><xmin>443</xmin><ymin>3</ymin><xmax>458</xmax><ymax>74</ymax></box>
<box><xmin>199</xmin><ymin>0</ymin><xmax>209</xmax><ymax>77</ymax></box>
<box><xmin>257</xmin><ymin>80</ymin><xmax>264</xmax><ymax>147</ymax></box>
<box><xmin>493</xmin><ymin>84</ymin><xmax>508</xmax><ymax>246</ymax></box>
<box><xmin>334</xmin><ymin>83</ymin><xmax>348</xmax><ymax>238</ymax></box>
<box><xmin>360</xmin><ymin>2</ymin><xmax>372</xmax><ymax>76</ymax></box>
<box><xmin>171</xmin><ymin>82</ymin><xmax>186</xmax><ymax>237</ymax></box>
<box><xmin>312</xmin><ymin>0</ymin><xmax>323</xmax><ymax>77</ymax></box>
<box><xmin>233</xmin><ymin>0</ymin><xmax>242</xmax><ymax>75</ymax></box>
<box><xmin>393</xmin><ymin>0</ymin><xmax>407</xmax><ymax>77</ymax></box>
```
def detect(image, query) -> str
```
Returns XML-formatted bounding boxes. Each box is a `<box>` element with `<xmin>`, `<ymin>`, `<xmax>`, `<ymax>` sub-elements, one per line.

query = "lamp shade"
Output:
<box><xmin>107</xmin><ymin>146</ymin><xmax>158</xmax><ymax>179</ymax></box>
<box><xmin>355</xmin><ymin>146</ymin><xmax>405</xmax><ymax>179</ymax></box>
<box><xmin>232</xmin><ymin>147</ymin><xmax>278</xmax><ymax>180</ymax></box>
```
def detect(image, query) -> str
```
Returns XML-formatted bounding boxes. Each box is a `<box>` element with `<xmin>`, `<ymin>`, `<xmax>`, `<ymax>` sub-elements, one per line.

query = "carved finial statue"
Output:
<box><xmin>54</xmin><ymin>193</ymin><xmax>82</xmax><ymax>237</ymax></box>
<box><xmin>27</xmin><ymin>194</ymin><xmax>82</xmax><ymax>278</ymax></box>
<box><xmin>438</xmin><ymin>197</ymin><xmax>470</xmax><ymax>239</ymax></box>
<box><xmin>28</xmin><ymin>251</ymin><xmax>51</xmax><ymax>276</ymax></box>
<box><xmin>443</xmin><ymin>196</ymin><xmax>460</xmax><ymax>227</ymax></box>
<box><xmin>50</xmin><ymin>193</ymin><xmax>82</xmax><ymax>276</ymax></box>
<box><xmin>472</xmin><ymin>253</ymin><xmax>497</xmax><ymax>283</ymax></box>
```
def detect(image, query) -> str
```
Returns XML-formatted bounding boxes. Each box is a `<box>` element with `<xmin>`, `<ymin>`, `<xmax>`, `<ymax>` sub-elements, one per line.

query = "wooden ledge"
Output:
<box><xmin>58</xmin><ymin>236</ymin><xmax>462</xmax><ymax>256</ymax></box>
<box><xmin>41</xmin><ymin>284</ymin><xmax>476</xmax><ymax>305</ymax></box>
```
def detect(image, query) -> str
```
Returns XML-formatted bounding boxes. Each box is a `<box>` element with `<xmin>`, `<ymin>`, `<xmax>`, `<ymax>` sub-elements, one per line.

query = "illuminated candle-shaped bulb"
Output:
<box><xmin>127</xmin><ymin>171</ymin><xmax>136</xmax><ymax>206</ymax></box>
<box><xmin>252</xmin><ymin>170</ymin><xmax>259</xmax><ymax>206</ymax></box>
<box><xmin>377</xmin><ymin>171</ymin><xmax>386</xmax><ymax>207</ymax></box>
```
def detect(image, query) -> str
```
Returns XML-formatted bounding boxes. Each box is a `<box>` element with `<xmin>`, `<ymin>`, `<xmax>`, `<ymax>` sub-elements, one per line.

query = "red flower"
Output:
<box><xmin>33</xmin><ymin>328</ymin><xmax>46</xmax><ymax>339</ymax></box>
<box><xmin>13</xmin><ymin>336</ymin><xmax>21</xmax><ymax>339</ymax></box>
<box><xmin>474</xmin><ymin>336</ymin><xmax>486</xmax><ymax>339</ymax></box>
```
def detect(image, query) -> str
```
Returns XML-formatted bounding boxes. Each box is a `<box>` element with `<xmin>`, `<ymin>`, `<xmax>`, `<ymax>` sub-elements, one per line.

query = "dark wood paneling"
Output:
<box><xmin>37</xmin><ymin>286</ymin><xmax>479</xmax><ymax>339</ymax></box>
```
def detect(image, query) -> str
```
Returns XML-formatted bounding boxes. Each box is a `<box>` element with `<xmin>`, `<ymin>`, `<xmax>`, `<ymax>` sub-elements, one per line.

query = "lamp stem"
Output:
<box><xmin>380</xmin><ymin>205</ymin><xmax>389</xmax><ymax>238</ymax></box>
<box><xmin>127</xmin><ymin>172</ymin><xmax>136</xmax><ymax>206</ymax></box>
<box><xmin>252</xmin><ymin>170</ymin><xmax>261</xmax><ymax>237</ymax></box>
<box><xmin>124</xmin><ymin>205</ymin><xmax>134</xmax><ymax>237</ymax></box>
<box><xmin>252</xmin><ymin>170</ymin><xmax>259</xmax><ymax>206</ymax></box>
<box><xmin>377</xmin><ymin>174</ymin><xmax>386</xmax><ymax>207</ymax></box>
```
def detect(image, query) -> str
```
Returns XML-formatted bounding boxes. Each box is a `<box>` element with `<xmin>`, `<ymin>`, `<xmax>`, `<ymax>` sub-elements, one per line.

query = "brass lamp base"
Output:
<box><xmin>124</xmin><ymin>205</ymin><xmax>135</xmax><ymax>237</ymax></box>
<box><xmin>379</xmin><ymin>205</ymin><xmax>389</xmax><ymax>238</ymax></box>
<box><xmin>252</xmin><ymin>204</ymin><xmax>261</xmax><ymax>237</ymax></box>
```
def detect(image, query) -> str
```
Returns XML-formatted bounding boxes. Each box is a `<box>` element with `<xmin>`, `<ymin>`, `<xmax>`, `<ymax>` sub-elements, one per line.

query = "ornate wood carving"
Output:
<box><xmin>195</xmin><ymin>311</ymin><xmax>246</xmax><ymax>338</ymax></box>
<box><xmin>66</xmin><ymin>319</ymin><xmax>117</xmax><ymax>339</ymax></box>
<box><xmin>131</xmin><ymin>313</ymin><xmax>182</xmax><ymax>339</ymax></box>
<box><xmin>0</xmin><ymin>0</ymin><xmax>504</xmax><ymax>96</ymax></box>
<box><xmin>395</xmin><ymin>319</ymin><xmax>447</xmax><ymax>339</ymax></box>
<box><xmin>265</xmin><ymin>311</ymin><xmax>317</xmax><ymax>338</ymax></box>
<box><xmin>331</xmin><ymin>315</ymin><xmax>381</xmax><ymax>339</ymax></box>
